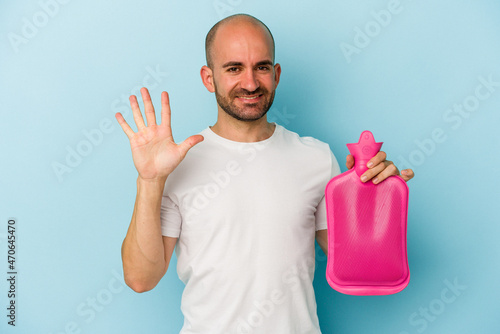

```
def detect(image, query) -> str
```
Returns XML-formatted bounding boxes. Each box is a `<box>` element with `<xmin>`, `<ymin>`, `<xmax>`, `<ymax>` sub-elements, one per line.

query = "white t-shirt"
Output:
<box><xmin>161</xmin><ymin>123</ymin><xmax>340</xmax><ymax>334</ymax></box>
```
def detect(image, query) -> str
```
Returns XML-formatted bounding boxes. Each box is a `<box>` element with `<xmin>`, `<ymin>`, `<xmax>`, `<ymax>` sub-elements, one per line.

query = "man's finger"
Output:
<box><xmin>360</xmin><ymin>161</ymin><xmax>387</xmax><ymax>183</ymax></box>
<box><xmin>400</xmin><ymin>169</ymin><xmax>415</xmax><ymax>182</ymax></box>
<box><xmin>160</xmin><ymin>91</ymin><xmax>172</xmax><ymax>131</ymax></box>
<box><xmin>140</xmin><ymin>87</ymin><xmax>157</xmax><ymax>126</ymax></box>
<box><xmin>370</xmin><ymin>163</ymin><xmax>399</xmax><ymax>184</ymax></box>
<box><xmin>346</xmin><ymin>154</ymin><xmax>354</xmax><ymax>170</ymax></box>
<box><xmin>115</xmin><ymin>112</ymin><xmax>135</xmax><ymax>139</ymax></box>
<box><xmin>129</xmin><ymin>95</ymin><xmax>146</xmax><ymax>131</ymax></box>
<box><xmin>366</xmin><ymin>151</ymin><xmax>387</xmax><ymax>168</ymax></box>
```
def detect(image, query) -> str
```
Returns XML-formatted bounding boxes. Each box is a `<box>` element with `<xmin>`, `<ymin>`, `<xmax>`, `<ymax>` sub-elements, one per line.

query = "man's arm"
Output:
<box><xmin>316</xmin><ymin>229</ymin><xmax>328</xmax><ymax>256</ymax></box>
<box><xmin>121</xmin><ymin>177</ymin><xmax>176</xmax><ymax>292</ymax></box>
<box><xmin>116</xmin><ymin>87</ymin><xmax>203</xmax><ymax>292</ymax></box>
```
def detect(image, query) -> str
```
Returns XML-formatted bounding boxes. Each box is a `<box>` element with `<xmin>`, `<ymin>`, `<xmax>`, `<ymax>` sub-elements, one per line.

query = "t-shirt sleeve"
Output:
<box><xmin>315</xmin><ymin>150</ymin><xmax>341</xmax><ymax>231</ymax></box>
<box><xmin>160</xmin><ymin>195</ymin><xmax>182</xmax><ymax>237</ymax></box>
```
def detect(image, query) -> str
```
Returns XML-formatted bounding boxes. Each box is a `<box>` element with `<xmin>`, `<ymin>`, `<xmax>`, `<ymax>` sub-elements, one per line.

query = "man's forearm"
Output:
<box><xmin>121</xmin><ymin>176</ymin><xmax>168</xmax><ymax>292</ymax></box>
<box><xmin>315</xmin><ymin>229</ymin><xmax>328</xmax><ymax>256</ymax></box>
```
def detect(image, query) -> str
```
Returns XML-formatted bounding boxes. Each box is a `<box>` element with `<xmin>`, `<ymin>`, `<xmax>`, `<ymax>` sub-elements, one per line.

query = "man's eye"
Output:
<box><xmin>258</xmin><ymin>66</ymin><xmax>270</xmax><ymax>71</ymax></box>
<box><xmin>228</xmin><ymin>67</ymin><xmax>239</xmax><ymax>72</ymax></box>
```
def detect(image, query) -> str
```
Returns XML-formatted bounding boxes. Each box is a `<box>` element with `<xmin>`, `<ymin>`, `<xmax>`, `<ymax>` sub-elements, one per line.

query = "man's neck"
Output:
<box><xmin>210</xmin><ymin>115</ymin><xmax>276</xmax><ymax>143</ymax></box>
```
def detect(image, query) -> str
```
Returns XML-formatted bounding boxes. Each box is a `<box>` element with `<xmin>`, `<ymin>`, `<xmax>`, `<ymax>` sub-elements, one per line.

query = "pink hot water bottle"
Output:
<box><xmin>325</xmin><ymin>131</ymin><xmax>410</xmax><ymax>295</ymax></box>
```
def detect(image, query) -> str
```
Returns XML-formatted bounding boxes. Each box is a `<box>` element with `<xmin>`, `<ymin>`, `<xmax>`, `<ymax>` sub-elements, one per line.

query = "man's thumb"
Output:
<box><xmin>345</xmin><ymin>154</ymin><xmax>355</xmax><ymax>170</ymax></box>
<box><xmin>178</xmin><ymin>135</ymin><xmax>204</xmax><ymax>157</ymax></box>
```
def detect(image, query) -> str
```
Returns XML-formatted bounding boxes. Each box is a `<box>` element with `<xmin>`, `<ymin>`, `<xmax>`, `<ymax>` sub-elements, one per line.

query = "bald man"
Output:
<box><xmin>116</xmin><ymin>14</ymin><xmax>414</xmax><ymax>333</ymax></box>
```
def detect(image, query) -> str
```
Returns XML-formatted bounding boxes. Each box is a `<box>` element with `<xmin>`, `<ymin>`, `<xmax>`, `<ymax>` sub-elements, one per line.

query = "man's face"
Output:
<box><xmin>209</xmin><ymin>22</ymin><xmax>280</xmax><ymax>122</ymax></box>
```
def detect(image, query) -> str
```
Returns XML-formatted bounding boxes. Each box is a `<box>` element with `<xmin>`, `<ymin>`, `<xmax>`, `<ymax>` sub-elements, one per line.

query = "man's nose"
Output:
<box><xmin>240</xmin><ymin>69</ymin><xmax>259</xmax><ymax>92</ymax></box>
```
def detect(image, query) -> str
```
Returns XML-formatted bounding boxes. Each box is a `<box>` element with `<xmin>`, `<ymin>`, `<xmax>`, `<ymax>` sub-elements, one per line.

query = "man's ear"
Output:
<box><xmin>274</xmin><ymin>63</ymin><xmax>282</xmax><ymax>87</ymax></box>
<box><xmin>200</xmin><ymin>66</ymin><xmax>215</xmax><ymax>93</ymax></box>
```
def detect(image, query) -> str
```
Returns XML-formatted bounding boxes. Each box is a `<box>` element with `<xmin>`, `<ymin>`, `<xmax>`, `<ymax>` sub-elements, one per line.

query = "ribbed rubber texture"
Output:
<box><xmin>325</xmin><ymin>169</ymin><xmax>409</xmax><ymax>295</ymax></box>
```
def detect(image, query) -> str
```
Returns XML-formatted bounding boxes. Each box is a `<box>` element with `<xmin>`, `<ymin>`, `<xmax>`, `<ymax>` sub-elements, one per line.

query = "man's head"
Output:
<box><xmin>205</xmin><ymin>14</ymin><xmax>275</xmax><ymax>69</ymax></box>
<box><xmin>201</xmin><ymin>14</ymin><xmax>281</xmax><ymax>122</ymax></box>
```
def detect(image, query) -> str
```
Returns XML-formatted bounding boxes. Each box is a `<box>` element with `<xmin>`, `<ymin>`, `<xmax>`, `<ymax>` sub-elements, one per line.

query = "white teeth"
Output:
<box><xmin>240</xmin><ymin>96</ymin><xmax>258</xmax><ymax>100</ymax></box>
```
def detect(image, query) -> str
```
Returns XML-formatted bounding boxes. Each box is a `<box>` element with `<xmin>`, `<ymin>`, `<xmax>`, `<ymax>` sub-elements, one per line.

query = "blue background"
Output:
<box><xmin>1</xmin><ymin>0</ymin><xmax>499</xmax><ymax>333</ymax></box>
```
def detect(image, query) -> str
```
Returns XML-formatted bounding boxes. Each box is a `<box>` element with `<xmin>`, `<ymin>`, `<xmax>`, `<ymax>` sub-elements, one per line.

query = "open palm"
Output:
<box><xmin>115</xmin><ymin>87</ymin><xmax>203</xmax><ymax>181</ymax></box>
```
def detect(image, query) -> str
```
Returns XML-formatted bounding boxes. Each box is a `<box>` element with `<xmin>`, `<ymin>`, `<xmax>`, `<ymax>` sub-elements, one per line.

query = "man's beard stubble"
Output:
<box><xmin>214</xmin><ymin>84</ymin><xmax>276</xmax><ymax>122</ymax></box>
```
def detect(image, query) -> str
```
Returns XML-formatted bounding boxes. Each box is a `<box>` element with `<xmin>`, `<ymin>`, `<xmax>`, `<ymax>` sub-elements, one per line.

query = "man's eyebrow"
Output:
<box><xmin>255</xmin><ymin>60</ymin><xmax>273</xmax><ymax>66</ymax></box>
<box><xmin>222</xmin><ymin>61</ymin><xmax>243</xmax><ymax>68</ymax></box>
<box><xmin>221</xmin><ymin>60</ymin><xmax>274</xmax><ymax>68</ymax></box>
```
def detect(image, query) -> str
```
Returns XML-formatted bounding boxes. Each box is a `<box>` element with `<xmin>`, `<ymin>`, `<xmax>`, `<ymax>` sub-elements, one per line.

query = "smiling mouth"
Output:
<box><xmin>237</xmin><ymin>94</ymin><xmax>263</xmax><ymax>100</ymax></box>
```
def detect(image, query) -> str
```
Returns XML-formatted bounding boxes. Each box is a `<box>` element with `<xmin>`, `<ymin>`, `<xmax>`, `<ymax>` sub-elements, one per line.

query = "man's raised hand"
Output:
<box><xmin>115</xmin><ymin>87</ymin><xmax>204</xmax><ymax>181</ymax></box>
